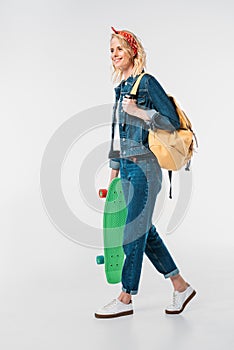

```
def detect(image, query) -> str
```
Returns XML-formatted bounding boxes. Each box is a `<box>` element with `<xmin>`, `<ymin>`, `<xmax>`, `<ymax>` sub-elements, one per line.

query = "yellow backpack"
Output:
<box><xmin>131</xmin><ymin>73</ymin><xmax>198</xmax><ymax>172</ymax></box>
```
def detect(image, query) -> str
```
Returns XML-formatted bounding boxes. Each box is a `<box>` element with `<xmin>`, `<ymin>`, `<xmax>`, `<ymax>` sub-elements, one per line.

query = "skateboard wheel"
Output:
<box><xmin>96</xmin><ymin>255</ymin><xmax>104</xmax><ymax>265</ymax></box>
<box><xmin>99</xmin><ymin>189</ymin><xmax>107</xmax><ymax>198</ymax></box>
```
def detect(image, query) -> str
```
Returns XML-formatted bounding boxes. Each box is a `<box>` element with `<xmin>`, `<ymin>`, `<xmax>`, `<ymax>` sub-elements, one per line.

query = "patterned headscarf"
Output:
<box><xmin>111</xmin><ymin>27</ymin><xmax>138</xmax><ymax>56</ymax></box>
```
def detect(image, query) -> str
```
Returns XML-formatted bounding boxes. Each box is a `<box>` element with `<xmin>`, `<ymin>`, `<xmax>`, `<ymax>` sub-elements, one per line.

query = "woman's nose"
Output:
<box><xmin>113</xmin><ymin>49</ymin><xmax>118</xmax><ymax>57</ymax></box>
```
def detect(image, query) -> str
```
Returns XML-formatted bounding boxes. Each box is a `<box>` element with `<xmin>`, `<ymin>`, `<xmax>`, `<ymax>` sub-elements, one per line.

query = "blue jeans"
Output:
<box><xmin>119</xmin><ymin>156</ymin><xmax>179</xmax><ymax>295</ymax></box>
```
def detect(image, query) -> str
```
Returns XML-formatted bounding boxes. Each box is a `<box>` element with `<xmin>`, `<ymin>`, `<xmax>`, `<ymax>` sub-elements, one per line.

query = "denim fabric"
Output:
<box><xmin>119</xmin><ymin>157</ymin><xmax>179</xmax><ymax>295</ymax></box>
<box><xmin>109</xmin><ymin>73</ymin><xmax>180</xmax><ymax>169</ymax></box>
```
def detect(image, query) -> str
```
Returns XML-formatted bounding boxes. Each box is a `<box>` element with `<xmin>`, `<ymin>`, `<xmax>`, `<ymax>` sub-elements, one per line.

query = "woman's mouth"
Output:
<box><xmin>113</xmin><ymin>58</ymin><xmax>122</xmax><ymax>64</ymax></box>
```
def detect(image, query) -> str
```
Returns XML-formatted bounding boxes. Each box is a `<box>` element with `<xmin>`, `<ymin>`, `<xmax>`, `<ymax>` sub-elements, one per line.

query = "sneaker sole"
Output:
<box><xmin>165</xmin><ymin>290</ymin><xmax>196</xmax><ymax>315</ymax></box>
<box><xmin>95</xmin><ymin>309</ymin><xmax>134</xmax><ymax>319</ymax></box>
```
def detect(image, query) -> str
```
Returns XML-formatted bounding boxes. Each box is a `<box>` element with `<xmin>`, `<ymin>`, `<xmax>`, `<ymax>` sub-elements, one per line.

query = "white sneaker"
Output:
<box><xmin>95</xmin><ymin>299</ymin><xmax>134</xmax><ymax>319</ymax></box>
<box><xmin>165</xmin><ymin>285</ymin><xmax>196</xmax><ymax>314</ymax></box>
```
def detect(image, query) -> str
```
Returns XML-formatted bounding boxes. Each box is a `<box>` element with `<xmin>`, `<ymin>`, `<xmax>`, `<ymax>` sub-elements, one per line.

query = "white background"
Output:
<box><xmin>1</xmin><ymin>0</ymin><xmax>234</xmax><ymax>349</ymax></box>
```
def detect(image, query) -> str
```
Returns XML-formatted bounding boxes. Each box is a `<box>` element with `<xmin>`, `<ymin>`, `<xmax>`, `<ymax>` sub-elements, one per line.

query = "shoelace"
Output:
<box><xmin>170</xmin><ymin>291</ymin><xmax>180</xmax><ymax>308</ymax></box>
<box><xmin>103</xmin><ymin>299</ymin><xmax>118</xmax><ymax>310</ymax></box>
<box><xmin>172</xmin><ymin>292</ymin><xmax>177</xmax><ymax>306</ymax></box>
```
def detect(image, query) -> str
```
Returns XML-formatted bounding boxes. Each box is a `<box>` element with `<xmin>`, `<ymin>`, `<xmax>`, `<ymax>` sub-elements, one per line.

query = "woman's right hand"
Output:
<box><xmin>109</xmin><ymin>168</ymin><xmax>119</xmax><ymax>186</ymax></box>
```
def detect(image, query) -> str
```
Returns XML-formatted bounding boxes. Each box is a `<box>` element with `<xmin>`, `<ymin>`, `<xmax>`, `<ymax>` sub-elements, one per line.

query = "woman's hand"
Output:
<box><xmin>109</xmin><ymin>168</ymin><xmax>119</xmax><ymax>186</ymax></box>
<box><xmin>122</xmin><ymin>96</ymin><xmax>138</xmax><ymax>116</ymax></box>
<box><xmin>122</xmin><ymin>95</ymin><xmax>150</xmax><ymax>121</ymax></box>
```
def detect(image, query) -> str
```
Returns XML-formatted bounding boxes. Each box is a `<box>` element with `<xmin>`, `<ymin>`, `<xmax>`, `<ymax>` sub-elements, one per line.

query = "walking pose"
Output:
<box><xmin>95</xmin><ymin>27</ymin><xmax>196</xmax><ymax>319</ymax></box>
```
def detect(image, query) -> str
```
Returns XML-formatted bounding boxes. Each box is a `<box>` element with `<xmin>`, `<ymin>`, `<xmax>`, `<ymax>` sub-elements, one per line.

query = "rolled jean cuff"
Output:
<box><xmin>122</xmin><ymin>287</ymin><xmax>138</xmax><ymax>296</ymax></box>
<box><xmin>164</xmin><ymin>268</ymin><xmax>180</xmax><ymax>279</ymax></box>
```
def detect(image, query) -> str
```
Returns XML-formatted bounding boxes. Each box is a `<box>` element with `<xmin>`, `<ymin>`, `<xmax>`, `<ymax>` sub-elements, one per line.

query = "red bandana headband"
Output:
<box><xmin>111</xmin><ymin>27</ymin><xmax>138</xmax><ymax>56</ymax></box>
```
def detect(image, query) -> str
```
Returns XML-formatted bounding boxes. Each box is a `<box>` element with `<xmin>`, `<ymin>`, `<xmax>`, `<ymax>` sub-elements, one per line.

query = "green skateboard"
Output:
<box><xmin>96</xmin><ymin>178</ymin><xmax>127</xmax><ymax>284</ymax></box>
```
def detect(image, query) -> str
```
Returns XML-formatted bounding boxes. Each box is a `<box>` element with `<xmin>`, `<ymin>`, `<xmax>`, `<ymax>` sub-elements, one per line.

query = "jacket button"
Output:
<box><xmin>123</xmin><ymin>138</ymin><xmax>126</xmax><ymax>141</ymax></box>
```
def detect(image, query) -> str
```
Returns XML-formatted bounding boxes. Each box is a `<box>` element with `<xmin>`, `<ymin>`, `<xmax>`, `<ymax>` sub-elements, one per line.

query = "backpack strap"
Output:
<box><xmin>131</xmin><ymin>72</ymin><xmax>175</xmax><ymax>199</ymax></box>
<box><xmin>131</xmin><ymin>73</ymin><xmax>179</xmax><ymax>199</ymax></box>
<box><xmin>168</xmin><ymin>170</ymin><xmax>172</xmax><ymax>199</ymax></box>
<box><xmin>130</xmin><ymin>72</ymin><xmax>146</xmax><ymax>97</ymax></box>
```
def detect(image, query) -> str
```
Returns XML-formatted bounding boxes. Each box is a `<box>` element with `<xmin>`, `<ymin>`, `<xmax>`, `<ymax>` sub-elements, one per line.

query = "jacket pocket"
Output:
<box><xmin>137</xmin><ymin>95</ymin><xmax>146</xmax><ymax>107</ymax></box>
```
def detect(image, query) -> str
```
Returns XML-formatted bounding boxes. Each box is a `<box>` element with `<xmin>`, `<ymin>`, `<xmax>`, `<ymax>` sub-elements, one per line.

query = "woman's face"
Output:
<box><xmin>110</xmin><ymin>37</ymin><xmax>133</xmax><ymax>71</ymax></box>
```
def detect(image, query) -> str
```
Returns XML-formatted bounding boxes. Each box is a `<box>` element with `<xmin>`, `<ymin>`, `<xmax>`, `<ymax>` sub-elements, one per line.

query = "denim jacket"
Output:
<box><xmin>109</xmin><ymin>73</ymin><xmax>180</xmax><ymax>170</ymax></box>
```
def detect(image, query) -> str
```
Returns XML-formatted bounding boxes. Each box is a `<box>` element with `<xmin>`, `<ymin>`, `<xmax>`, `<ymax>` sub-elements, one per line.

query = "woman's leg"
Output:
<box><xmin>119</xmin><ymin>157</ymin><xmax>187</xmax><ymax>301</ymax></box>
<box><xmin>119</xmin><ymin>157</ymin><xmax>162</xmax><ymax>299</ymax></box>
<box><xmin>170</xmin><ymin>274</ymin><xmax>189</xmax><ymax>291</ymax></box>
<box><xmin>144</xmin><ymin>225</ymin><xmax>180</xmax><ymax>278</ymax></box>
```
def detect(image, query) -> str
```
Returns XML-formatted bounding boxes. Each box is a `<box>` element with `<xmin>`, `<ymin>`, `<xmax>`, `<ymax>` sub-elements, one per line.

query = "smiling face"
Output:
<box><xmin>110</xmin><ymin>36</ymin><xmax>133</xmax><ymax>73</ymax></box>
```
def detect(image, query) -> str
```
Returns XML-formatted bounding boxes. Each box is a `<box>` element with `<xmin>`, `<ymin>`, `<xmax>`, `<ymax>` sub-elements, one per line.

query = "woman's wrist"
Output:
<box><xmin>135</xmin><ymin>107</ymin><xmax>151</xmax><ymax>121</ymax></box>
<box><xmin>110</xmin><ymin>168</ymin><xmax>119</xmax><ymax>183</ymax></box>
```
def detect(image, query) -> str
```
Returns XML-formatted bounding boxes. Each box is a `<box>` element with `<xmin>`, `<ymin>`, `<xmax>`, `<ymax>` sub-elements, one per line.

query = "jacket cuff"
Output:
<box><xmin>109</xmin><ymin>159</ymin><xmax>120</xmax><ymax>170</ymax></box>
<box><xmin>145</xmin><ymin>110</ymin><xmax>176</xmax><ymax>132</ymax></box>
<box><xmin>144</xmin><ymin>110</ymin><xmax>160</xmax><ymax>129</ymax></box>
<box><xmin>146</xmin><ymin>109</ymin><xmax>157</xmax><ymax>119</ymax></box>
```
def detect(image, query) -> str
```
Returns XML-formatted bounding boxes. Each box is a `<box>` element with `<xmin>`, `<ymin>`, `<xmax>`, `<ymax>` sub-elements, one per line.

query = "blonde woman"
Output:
<box><xmin>95</xmin><ymin>27</ymin><xmax>196</xmax><ymax>318</ymax></box>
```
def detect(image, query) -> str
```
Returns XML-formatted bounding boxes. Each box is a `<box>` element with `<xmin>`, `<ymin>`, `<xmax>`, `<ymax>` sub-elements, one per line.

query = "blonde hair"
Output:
<box><xmin>110</xmin><ymin>30</ymin><xmax>146</xmax><ymax>84</ymax></box>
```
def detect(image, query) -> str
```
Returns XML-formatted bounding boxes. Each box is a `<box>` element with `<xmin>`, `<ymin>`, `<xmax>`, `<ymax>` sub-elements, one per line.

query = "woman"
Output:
<box><xmin>95</xmin><ymin>27</ymin><xmax>196</xmax><ymax>319</ymax></box>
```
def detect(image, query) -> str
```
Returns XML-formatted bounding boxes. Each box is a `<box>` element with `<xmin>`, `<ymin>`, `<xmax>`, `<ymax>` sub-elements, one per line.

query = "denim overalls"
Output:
<box><xmin>109</xmin><ymin>73</ymin><xmax>180</xmax><ymax>295</ymax></box>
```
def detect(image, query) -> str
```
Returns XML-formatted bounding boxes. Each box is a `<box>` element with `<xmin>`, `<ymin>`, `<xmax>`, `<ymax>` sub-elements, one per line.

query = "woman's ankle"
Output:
<box><xmin>118</xmin><ymin>292</ymin><xmax>132</xmax><ymax>304</ymax></box>
<box><xmin>176</xmin><ymin>282</ymin><xmax>189</xmax><ymax>293</ymax></box>
<box><xmin>170</xmin><ymin>274</ymin><xmax>189</xmax><ymax>292</ymax></box>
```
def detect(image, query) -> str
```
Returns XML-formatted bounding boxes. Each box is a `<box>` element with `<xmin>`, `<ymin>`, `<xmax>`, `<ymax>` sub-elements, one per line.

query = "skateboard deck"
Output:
<box><xmin>97</xmin><ymin>178</ymin><xmax>127</xmax><ymax>284</ymax></box>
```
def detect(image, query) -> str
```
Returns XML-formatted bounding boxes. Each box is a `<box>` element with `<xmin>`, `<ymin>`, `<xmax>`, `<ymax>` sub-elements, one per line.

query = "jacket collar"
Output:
<box><xmin>114</xmin><ymin>74</ymin><xmax>140</xmax><ymax>101</ymax></box>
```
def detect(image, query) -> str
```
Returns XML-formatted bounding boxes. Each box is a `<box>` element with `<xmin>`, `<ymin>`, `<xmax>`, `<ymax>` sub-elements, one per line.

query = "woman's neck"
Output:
<box><xmin>122</xmin><ymin>65</ymin><xmax>134</xmax><ymax>81</ymax></box>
